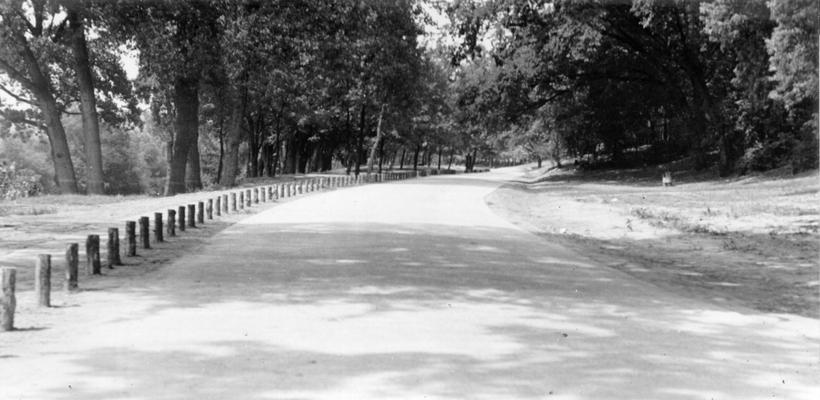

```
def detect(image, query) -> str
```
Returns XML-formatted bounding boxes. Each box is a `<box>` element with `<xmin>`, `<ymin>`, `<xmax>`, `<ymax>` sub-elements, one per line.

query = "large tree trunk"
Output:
<box><xmin>412</xmin><ymin>144</ymin><xmax>420</xmax><ymax>171</ymax></box>
<box><xmin>366</xmin><ymin>104</ymin><xmax>386</xmax><ymax>174</ymax></box>
<box><xmin>67</xmin><ymin>9</ymin><xmax>103</xmax><ymax>194</ymax></box>
<box><xmin>247</xmin><ymin>131</ymin><xmax>259</xmax><ymax>178</ymax></box>
<box><xmin>40</xmin><ymin>95</ymin><xmax>79</xmax><ymax>194</ymax></box>
<box><xmin>165</xmin><ymin>76</ymin><xmax>199</xmax><ymax>196</ymax></box>
<box><xmin>11</xmin><ymin>30</ymin><xmax>78</xmax><ymax>193</ymax></box>
<box><xmin>220</xmin><ymin>87</ymin><xmax>244</xmax><ymax>186</ymax></box>
<box><xmin>399</xmin><ymin>148</ymin><xmax>406</xmax><ymax>169</ymax></box>
<box><xmin>185</xmin><ymin>142</ymin><xmax>202</xmax><ymax>190</ymax></box>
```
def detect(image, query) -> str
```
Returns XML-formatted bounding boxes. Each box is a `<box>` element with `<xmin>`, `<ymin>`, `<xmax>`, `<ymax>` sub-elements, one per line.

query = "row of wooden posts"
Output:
<box><xmin>1</xmin><ymin>171</ymin><xmax>423</xmax><ymax>331</ymax></box>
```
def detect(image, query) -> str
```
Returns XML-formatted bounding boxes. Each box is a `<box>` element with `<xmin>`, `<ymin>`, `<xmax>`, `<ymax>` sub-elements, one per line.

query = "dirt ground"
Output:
<box><xmin>486</xmin><ymin>165</ymin><xmax>819</xmax><ymax>318</ymax></box>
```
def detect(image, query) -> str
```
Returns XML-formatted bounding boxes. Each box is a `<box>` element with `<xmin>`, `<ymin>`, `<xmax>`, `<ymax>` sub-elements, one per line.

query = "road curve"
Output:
<box><xmin>1</xmin><ymin>169</ymin><xmax>818</xmax><ymax>399</ymax></box>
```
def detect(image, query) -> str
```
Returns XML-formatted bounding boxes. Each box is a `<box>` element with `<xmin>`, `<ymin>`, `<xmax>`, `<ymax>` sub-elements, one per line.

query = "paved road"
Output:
<box><xmin>1</xmin><ymin>169</ymin><xmax>818</xmax><ymax>399</ymax></box>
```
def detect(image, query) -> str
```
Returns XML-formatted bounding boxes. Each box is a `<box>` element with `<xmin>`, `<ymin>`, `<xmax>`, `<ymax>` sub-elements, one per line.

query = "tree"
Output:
<box><xmin>1</xmin><ymin>0</ymin><xmax>79</xmax><ymax>193</ymax></box>
<box><xmin>767</xmin><ymin>0</ymin><xmax>819</xmax><ymax>171</ymax></box>
<box><xmin>65</xmin><ymin>1</ymin><xmax>104</xmax><ymax>194</ymax></box>
<box><xmin>114</xmin><ymin>0</ymin><xmax>220</xmax><ymax>195</ymax></box>
<box><xmin>445</xmin><ymin>0</ymin><xmax>818</xmax><ymax>175</ymax></box>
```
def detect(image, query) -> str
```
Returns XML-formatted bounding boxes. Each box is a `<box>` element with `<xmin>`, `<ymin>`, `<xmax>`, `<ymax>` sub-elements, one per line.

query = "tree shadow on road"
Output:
<box><xmin>13</xmin><ymin>222</ymin><xmax>819</xmax><ymax>400</ymax></box>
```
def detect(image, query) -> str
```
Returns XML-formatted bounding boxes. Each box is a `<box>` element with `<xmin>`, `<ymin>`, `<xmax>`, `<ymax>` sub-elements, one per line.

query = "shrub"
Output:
<box><xmin>0</xmin><ymin>130</ymin><xmax>55</xmax><ymax>194</ymax></box>
<box><xmin>0</xmin><ymin>162</ymin><xmax>42</xmax><ymax>200</ymax></box>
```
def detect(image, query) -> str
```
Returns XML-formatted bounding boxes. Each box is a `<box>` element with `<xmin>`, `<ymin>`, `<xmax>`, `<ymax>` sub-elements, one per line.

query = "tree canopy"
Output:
<box><xmin>446</xmin><ymin>0</ymin><xmax>818</xmax><ymax>174</ymax></box>
<box><xmin>1</xmin><ymin>0</ymin><xmax>816</xmax><ymax>198</ymax></box>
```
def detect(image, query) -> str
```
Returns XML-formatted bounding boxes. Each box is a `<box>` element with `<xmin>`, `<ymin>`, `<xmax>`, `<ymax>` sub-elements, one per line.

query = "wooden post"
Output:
<box><xmin>87</xmin><ymin>234</ymin><xmax>101</xmax><ymax>274</ymax></box>
<box><xmin>178</xmin><ymin>206</ymin><xmax>186</xmax><ymax>232</ymax></box>
<box><xmin>154</xmin><ymin>213</ymin><xmax>164</xmax><ymax>243</ymax></box>
<box><xmin>126</xmin><ymin>221</ymin><xmax>137</xmax><ymax>256</ymax></box>
<box><xmin>231</xmin><ymin>193</ymin><xmax>237</xmax><ymax>211</ymax></box>
<box><xmin>35</xmin><ymin>254</ymin><xmax>51</xmax><ymax>307</ymax></box>
<box><xmin>139</xmin><ymin>216</ymin><xmax>150</xmax><ymax>249</ymax></box>
<box><xmin>167</xmin><ymin>209</ymin><xmax>176</xmax><ymax>237</ymax></box>
<box><xmin>261</xmin><ymin>187</ymin><xmax>266</xmax><ymax>202</ymax></box>
<box><xmin>107</xmin><ymin>227</ymin><xmax>122</xmax><ymax>267</ymax></box>
<box><xmin>239</xmin><ymin>192</ymin><xmax>244</xmax><ymax>209</ymax></box>
<box><xmin>207</xmin><ymin>199</ymin><xmax>213</xmax><ymax>219</ymax></box>
<box><xmin>254</xmin><ymin>188</ymin><xmax>259</xmax><ymax>203</ymax></box>
<box><xmin>197</xmin><ymin>201</ymin><xmax>204</xmax><ymax>224</ymax></box>
<box><xmin>279</xmin><ymin>185</ymin><xmax>284</xmax><ymax>198</ymax></box>
<box><xmin>215</xmin><ymin>196</ymin><xmax>221</xmax><ymax>216</ymax></box>
<box><xmin>65</xmin><ymin>243</ymin><xmax>78</xmax><ymax>291</ymax></box>
<box><xmin>188</xmin><ymin>204</ymin><xmax>196</xmax><ymax>227</ymax></box>
<box><xmin>1</xmin><ymin>268</ymin><xmax>16</xmax><ymax>331</ymax></box>
<box><xmin>662</xmin><ymin>171</ymin><xmax>673</xmax><ymax>187</ymax></box>
<box><xmin>298</xmin><ymin>183</ymin><xmax>303</xmax><ymax>194</ymax></box>
<box><xmin>222</xmin><ymin>194</ymin><xmax>229</xmax><ymax>213</ymax></box>
<box><xmin>246</xmin><ymin>189</ymin><xmax>252</xmax><ymax>207</ymax></box>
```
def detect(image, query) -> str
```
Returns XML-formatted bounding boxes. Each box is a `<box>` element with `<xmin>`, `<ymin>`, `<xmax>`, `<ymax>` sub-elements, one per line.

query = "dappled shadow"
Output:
<box><xmin>530</xmin><ymin>165</ymin><xmax>722</xmax><ymax>188</ymax></box>
<box><xmin>6</xmin><ymin>220</ymin><xmax>816</xmax><ymax>399</ymax></box>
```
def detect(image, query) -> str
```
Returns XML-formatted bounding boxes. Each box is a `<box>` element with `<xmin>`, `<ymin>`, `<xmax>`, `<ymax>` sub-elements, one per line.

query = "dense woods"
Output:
<box><xmin>447</xmin><ymin>0</ymin><xmax>818</xmax><ymax>175</ymax></box>
<box><xmin>1</xmin><ymin>0</ymin><xmax>818</xmax><ymax>198</ymax></box>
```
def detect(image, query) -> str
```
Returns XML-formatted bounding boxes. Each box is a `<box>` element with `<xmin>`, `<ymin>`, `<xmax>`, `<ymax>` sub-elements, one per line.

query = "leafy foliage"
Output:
<box><xmin>447</xmin><ymin>0</ymin><xmax>818</xmax><ymax>174</ymax></box>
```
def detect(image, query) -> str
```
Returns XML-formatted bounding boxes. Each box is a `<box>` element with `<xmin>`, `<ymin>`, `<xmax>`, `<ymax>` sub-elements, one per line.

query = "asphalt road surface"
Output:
<box><xmin>1</xmin><ymin>169</ymin><xmax>818</xmax><ymax>399</ymax></box>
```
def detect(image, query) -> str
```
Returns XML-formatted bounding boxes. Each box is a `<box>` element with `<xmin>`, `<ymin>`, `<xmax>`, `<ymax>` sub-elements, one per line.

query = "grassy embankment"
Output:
<box><xmin>487</xmin><ymin>164</ymin><xmax>819</xmax><ymax>317</ymax></box>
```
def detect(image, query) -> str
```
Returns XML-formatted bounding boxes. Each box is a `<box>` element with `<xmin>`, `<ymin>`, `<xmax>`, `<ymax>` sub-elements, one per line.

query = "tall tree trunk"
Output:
<box><xmin>185</xmin><ymin>142</ymin><xmax>202</xmax><ymax>190</ymax></box>
<box><xmin>40</xmin><ymin>95</ymin><xmax>79</xmax><ymax>194</ymax></box>
<box><xmin>472</xmin><ymin>149</ymin><xmax>478</xmax><ymax>171</ymax></box>
<box><xmin>67</xmin><ymin>9</ymin><xmax>103</xmax><ymax>194</ymax></box>
<box><xmin>448</xmin><ymin>148</ymin><xmax>454</xmax><ymax>169</ymax></box>
<box><xmin>10</xmin><ymin>30</ymin><xmax>78</xmax><ymax>193</ymax></box>
<box><xmin>219</xmin><ymin>87</ymin><xmax>244</xmax><ymax>186</ymax></box>
<box><xmin>367</xmin><ymin>104</ymin><xmax>386</xmax><ymax>174</ymax></box>
<box><xmin>355</xmin><ymin>103</ymin><xmax>366</xmax><ymax>176</ymax></box>
<box><xmin>263</xmin><ymin>142</ymin><xmax>274</xmax><ymax>177</ymax></box>
<box><xmin>399</xmin><ymin>148</ymin><xmax>406</xmax><ymax>169</ymax></box>
<box><xmin>216</xmin><ymin>117</ymin><xmax>224</xmax><ymax>184</ymax></box>
<box><xmin>378</xmin><ymin>137</ymin><xmax>386</xmax><ymax>173</ymax></box>
<box><xmin>413</xmin><ymin>144</ymin><xmax>420</xmax><ymax>171</ymax></box>
<box><xmin>248</xmin><ymin>130</ymin><xmax>259</xmax><ymax>178</ymax></box>
<box><xmin>437</xmin><ymin>147</ymin><xmax>442</xmax><ymax>170</ymax></box>
<box><xmin>272</xmin><ymin>131</ymin><xmax>280</xmax><ymax>177</ymax></box>
<box><xmin>165</xmin><ymin>76</ymin><xmax>199</xmax><ymax>196</ymax></box>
